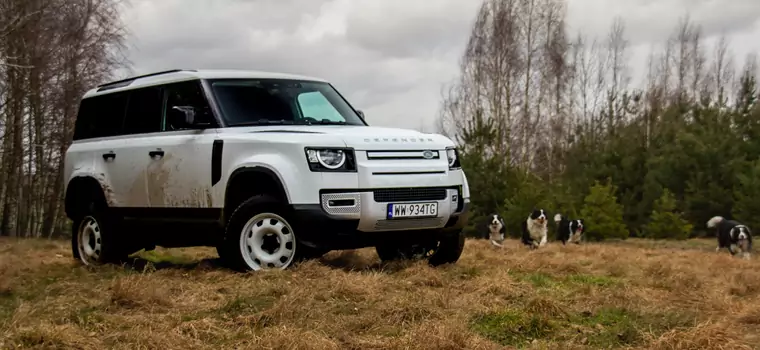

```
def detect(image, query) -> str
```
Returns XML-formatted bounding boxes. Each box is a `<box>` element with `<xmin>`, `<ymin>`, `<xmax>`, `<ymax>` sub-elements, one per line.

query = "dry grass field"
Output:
<box><xmin>1</xmin><ymin>237</ymin><xmax>759</xmax><ymax>350</ymax></box>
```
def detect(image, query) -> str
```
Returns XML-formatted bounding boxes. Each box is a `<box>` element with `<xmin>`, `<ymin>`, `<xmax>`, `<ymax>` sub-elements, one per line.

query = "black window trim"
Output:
<box><xmin>326</xmin><ymin>82</ymin><xmax>369</xmax><ymax>127</ymax></box>
<box><xmin>202</xmin><ymin>78</ymin><xmax>368</xmax><ymax>127</ymax></box>
<box><xmin>160</xmin><ymin>79</ymin><xmax>223</xmax><ymax>132</ymax></box>
<box><xmin>72</xmin><ymin>90</ymin><xmax>130</xmax><ymax>141</ymax></box>
<box><xmin>122</xmin><ymin>85</ymin><xmax>164</xmax><ymax>136</ymax></box>
<box><xmin>71</xmin><ymin>76</ymin><xmax>370</xmax><ymax>142</ymax></box>
<box><xmin>71</xmin><ymin>79</ymin><xmax>226</xmax><ymax>141</ymax></box>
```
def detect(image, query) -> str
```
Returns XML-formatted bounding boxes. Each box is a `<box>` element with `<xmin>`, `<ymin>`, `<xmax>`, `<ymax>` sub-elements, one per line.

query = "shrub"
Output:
<box><xmin>580</xmin><ymin>179</ymin><xmax>628</xmax><ymax>241</ymax></box>
<box><xmin>644</xmin><ymin>189</ymin><xmax>693</xmax><ymax>240</ymax></box>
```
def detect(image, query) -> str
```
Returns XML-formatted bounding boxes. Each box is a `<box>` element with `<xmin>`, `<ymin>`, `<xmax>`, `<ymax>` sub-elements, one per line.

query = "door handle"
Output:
<box><xmin>149</xmin><ymin>150</ymin><xmax>165</xmax><ymax>158</ymax></box>
<box><xmin>102</xmin><ymin>152</ymin><xmax>115</xmax><ymax>161</ymax></box>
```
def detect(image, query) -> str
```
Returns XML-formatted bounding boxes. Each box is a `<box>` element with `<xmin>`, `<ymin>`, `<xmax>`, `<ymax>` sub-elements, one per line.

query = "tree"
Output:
<box><xmin>580</xmin><ymin>179</ymin><xmax>628</xmax><ymax>241</ymax></box>
<box><xmin>644</xmin><ymin>189</ymin><xmax>692</xmax><ymax>240</ymax></box>
<box><xmin>733</xmin><ymin>159</ymin><xmax>760</xmax><ymax>232</ymax></box>
<box><xmin>0</xmin><ymin>0</ymin><xmax>129</xmax><ymax>237</ymax></box>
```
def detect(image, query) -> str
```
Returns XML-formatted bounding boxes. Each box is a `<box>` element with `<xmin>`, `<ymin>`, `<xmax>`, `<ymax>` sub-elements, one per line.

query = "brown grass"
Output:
<box><xmin>0</xmin><ymin>237</ymin><xmax>758</xmax><ymax>349</ymax></box>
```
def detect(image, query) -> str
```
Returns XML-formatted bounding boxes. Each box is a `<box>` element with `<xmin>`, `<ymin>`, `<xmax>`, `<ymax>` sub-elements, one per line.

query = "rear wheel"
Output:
<box><xmin>375</xmin><ymin>229</ymin><xmax>466</xmax><ymax>266</ymax></box>
<box><xmin>428</xmin><ymin>229</ymin><xmax>466</xmax><ymax>266</ymax></box>
<box><xmin>376</xmin><ymin>240</ymin><xmax>439</xmax><ymax>261</ymax></box>
<box><xmin>71</xmin><ymin>202</ymin><xmax>126</xmax><ymax>266</ymax></box>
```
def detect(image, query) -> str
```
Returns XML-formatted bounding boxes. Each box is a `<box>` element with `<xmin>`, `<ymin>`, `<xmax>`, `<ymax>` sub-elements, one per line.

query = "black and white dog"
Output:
<box><xmin>554</xmin><ymin>213</ymin><xmax>584</xmax><ymax>245</ymax></box>
<box><xmin>486</xmin><ymin>214</ymin><xmax>506</xmax><ymax>247</ymax></box>
<box><xmin>707</xmin><ymin>216</ymin><xmax>752</xmax><ymax>260</ymax></box>
<box><xmin>522</xmin><ymin>209</ymin><xmax>548</xmax><ymax>249</ymax></box>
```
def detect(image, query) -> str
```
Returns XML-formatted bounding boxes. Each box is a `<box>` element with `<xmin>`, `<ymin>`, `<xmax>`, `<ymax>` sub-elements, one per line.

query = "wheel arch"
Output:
<box><xmin>65</xmin><ymin>176</ymin><xmax>108</xmax><ymax>220</ymax></box>
<box><xmin>223</xmin><ymin>166</ymin><xmax>290</xmax><ymax>221</ymax></box>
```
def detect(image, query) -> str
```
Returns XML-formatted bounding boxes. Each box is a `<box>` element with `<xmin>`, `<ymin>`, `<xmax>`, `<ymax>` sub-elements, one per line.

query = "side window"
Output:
<box><xmin>123</xmin><ymin>87</ymin><xmax>163</xmax><ymax>135</ymax></box>
<box><xmin>72</xmin><ymin>92</ymin><xmax>128</xmax><ymax>140</ymax></box>
<box><xmin>297</xmin><ymin>91</ymin><xmax>344</xmax><ymax>122</ymax></box>
<box><xmin>163</xmin><ymin>80</ymin><xmax>215</xmax><ymax>131</ymax></box>
<box><xmin>72</xmin><ymin>98</ymin><xmax>97</xmax><ymax>141</ymax></box>
<box><xmin>211</xmin><ymin>82</ymin><xmax>298</xmax><ymax>124</ymax></box>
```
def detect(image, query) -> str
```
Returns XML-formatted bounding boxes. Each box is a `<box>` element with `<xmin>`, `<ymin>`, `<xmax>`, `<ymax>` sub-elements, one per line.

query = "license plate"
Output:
<box><xmin>387</xmin><ymin>202</ymin><xmax>438</xmax><ymax>219</ymax></box>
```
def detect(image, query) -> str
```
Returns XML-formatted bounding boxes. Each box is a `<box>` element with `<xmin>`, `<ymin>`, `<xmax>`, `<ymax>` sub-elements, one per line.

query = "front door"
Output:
<box><xmin>145</xmin><ymin>79</ymin><xmax>220</xmax><ymax>209</ymax></box>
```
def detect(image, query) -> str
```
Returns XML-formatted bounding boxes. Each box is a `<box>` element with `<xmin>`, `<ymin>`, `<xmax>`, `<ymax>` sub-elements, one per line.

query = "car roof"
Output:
<box><xmin>82</xmin><ymin>69</ymin><xmax>329</xmax><ymax>98</ymax></box>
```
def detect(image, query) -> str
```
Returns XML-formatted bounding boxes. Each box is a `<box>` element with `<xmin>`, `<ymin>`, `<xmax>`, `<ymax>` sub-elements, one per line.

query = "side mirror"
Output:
<box><xmin>172</xmin><ymin>105</ymin><xmax>196</xmax><ymax>125</ymax></box>
<box><xmin>356</xmin><ymin>110</ymin><xmax>365</xmax><ymax>120</ymax></box>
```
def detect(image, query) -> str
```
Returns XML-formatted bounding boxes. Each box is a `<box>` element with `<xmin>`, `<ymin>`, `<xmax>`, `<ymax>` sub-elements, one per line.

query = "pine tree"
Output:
<box><xmin>733</xmin><ymin>159</ymin><xmax>760</xmax><ymax>232</ymax></box>
<box><xmin>644</xmin><ymin>189</ymin><xmax>692</xmax><ymax>240</ymax></box>
<box><xmin>580</xmin><ymin>179</ymin><xmax>628</xmax><ymax>241</ymax></box>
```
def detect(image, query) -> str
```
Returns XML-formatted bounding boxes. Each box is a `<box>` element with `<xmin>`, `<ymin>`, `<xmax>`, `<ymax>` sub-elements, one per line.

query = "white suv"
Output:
<box><xmin>64</xmin><ymin>69</ymin><xmax>471</xmax><ymax>272</ymax></box>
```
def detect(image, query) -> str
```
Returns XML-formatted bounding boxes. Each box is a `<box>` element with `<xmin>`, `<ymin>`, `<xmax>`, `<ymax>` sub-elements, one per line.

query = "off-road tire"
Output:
<box><xmin>375</xmin><ymin>241</ymin><xmax>433</xmax><ymax>261</ymax></box>
<box><xmin>375</xmin><ymin>229</ymin><xmax>466</xmax><ymax>266</ymax></box>
<box><xmin>71</xmin><ymin>201</ymin><xmax>127</xmax><ymax>266</ymax></box>
<box><xmin>428</xmin><ymin>229</ymin><xmax>466</xmax><ymax>266</ymax></box>
<box><xmin>220</xmin><ymin>195</ymin><xmax>300</xmax><ymax>272</ymax></box>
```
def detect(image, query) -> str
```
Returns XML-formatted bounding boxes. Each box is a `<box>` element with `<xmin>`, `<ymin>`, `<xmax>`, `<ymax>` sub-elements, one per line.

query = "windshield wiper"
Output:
<box><xmin>319</xmin><ymin>119</ymin><xmax>346</xmax><ymax>125</ymax></box>
<box><xmin>310</xmin><ymin>119</ymin><xmax>346</xmax><ymax>125</ymax></box>
<box><xmin>293</xmin><ymin>118</ymin><xmax>347</xmax><ymax>126</ymax></box>
<box><xmin>233</xmin><ymin>119</ymin><xmax>296</xmax><ymax>126</ymax></box>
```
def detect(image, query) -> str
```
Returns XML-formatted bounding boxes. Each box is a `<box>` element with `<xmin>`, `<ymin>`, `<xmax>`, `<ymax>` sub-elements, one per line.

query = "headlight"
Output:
<box><xmin>446</xmin><ymin>147</ymin><xmax>461</xmax><ymax>169</ymax></box>
<box><xmin>304</xmin><ymin>147</ymin><xmax>356</xmax><ymax>172</ymax></box>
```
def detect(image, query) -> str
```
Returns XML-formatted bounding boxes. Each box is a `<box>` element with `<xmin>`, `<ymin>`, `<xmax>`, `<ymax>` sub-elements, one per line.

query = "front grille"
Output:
<box><xmin>375</xmin><ymin>218</ymin><xmax>445</xmax><ymax>231</ymax></box>
<box><xmin>373</xmin><ymin>187</ymin><xmax>448</xmax><ymax>203</ymax></box>
<box><xmin>366</xmin><ymin>150</ymin><xmax>440</xmax><ymax>160</ymax></box>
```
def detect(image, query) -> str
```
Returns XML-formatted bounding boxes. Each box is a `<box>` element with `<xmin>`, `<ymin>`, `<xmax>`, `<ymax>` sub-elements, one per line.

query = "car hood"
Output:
<box><xmin>232</xmin><ymin>125</ymin><xmax>455</xmax><ymax>150</ymax></box>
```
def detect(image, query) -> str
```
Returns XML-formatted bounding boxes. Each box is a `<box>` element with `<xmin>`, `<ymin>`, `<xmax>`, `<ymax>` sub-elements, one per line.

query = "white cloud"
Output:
<box><xmin>122</xmin><ymin>0</ymin><xmax>760</xmax><ymax>131</ymax></box>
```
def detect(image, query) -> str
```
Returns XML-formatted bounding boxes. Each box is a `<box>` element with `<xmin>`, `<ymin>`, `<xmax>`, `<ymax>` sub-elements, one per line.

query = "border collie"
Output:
<box><xmin>554</xmin><ymin>213</ymin><xmax>584</xmax><ymax>245</ymax></box>
<box><xmin>522</xmin><ymin>209</ymin><xmax>548</xmax><ymax>249</ymax></box>
<box><xmin>707</xmin><ymin>216</ymin><xmax>752</xmax><ymax>259</ymax></box>
<box><xmin>487</xmin><ymin>214</ymin><xmax>506</xmax><ymax>247</ymax></box>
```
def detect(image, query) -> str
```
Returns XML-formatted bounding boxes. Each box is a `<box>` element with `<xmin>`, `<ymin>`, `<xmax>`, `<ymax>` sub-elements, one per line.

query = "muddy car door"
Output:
<box><xmin>117</xmin><ymin>86</ymin><xmax>166</xmax><ymax>208</ymax></box>
<box><xmin>71</xmin><ymin>90</ymin><xmax>150</xmax><ymax>208</ymax></box>
<box><xmin>144</xmin><ymin>80</ymin><xmax>219</xmax><ymax>209</ymax></box>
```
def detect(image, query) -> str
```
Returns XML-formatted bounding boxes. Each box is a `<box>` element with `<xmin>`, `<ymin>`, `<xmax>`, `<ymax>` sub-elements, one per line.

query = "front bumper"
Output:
<box><xmin>319</xmin><ymin>186</ymin><xmax>468</xmax><ymax>231</ymax></box>
<box><xmin>290</xmin><ymin>186</ymin><xmax>471</xmax><ymax>249</ymax></box>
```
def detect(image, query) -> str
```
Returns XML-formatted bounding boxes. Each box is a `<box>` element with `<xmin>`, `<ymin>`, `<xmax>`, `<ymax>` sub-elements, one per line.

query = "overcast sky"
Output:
<box><xmin>121</xmin><ymin>0</ymin><xmax>760</xmax><ymax>131</ymax></box>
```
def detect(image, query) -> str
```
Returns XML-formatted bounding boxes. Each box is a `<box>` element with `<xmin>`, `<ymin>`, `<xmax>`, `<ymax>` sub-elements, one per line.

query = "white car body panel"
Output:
<box><xmin>64</xmin><ymin>69</ymin><xmax>470</xmax><ymax>236</ymax></box>
<box><xmin>141</xmin><ymin>129</ymin><xmax>219</xmax><ymax>208</ymax></box>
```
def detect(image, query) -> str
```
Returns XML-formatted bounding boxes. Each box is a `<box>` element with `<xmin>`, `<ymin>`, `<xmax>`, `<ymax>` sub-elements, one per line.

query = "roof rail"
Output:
<box><xmin>96</xmin><ymin>69</ymin><xmax>193</xmax><ymax>91</ymax></box>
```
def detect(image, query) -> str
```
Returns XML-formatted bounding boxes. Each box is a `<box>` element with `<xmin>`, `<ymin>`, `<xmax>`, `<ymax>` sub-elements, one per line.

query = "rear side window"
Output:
<box><xmin>123</xmin><ymin>86</ymin><xmax>163</xmax><ymax>135</ymax></box>
<box><xmin>72</xmin><ymin>92</ymin><xmax>128</xmax><ymax>140</ymax></box>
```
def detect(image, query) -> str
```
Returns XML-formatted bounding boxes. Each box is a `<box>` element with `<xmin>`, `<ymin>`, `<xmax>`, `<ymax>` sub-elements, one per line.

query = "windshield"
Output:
<box><xmin>207</xmin><ymin>78</ymin><xmax>366</xmax><ymax>126</ymax></box>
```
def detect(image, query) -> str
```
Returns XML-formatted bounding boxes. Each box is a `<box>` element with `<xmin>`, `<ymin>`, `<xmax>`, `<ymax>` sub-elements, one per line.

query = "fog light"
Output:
<box><xmin>328</xmin><ymin>199</ymin><xmax>355</xmax><ymax>207</ymax></box>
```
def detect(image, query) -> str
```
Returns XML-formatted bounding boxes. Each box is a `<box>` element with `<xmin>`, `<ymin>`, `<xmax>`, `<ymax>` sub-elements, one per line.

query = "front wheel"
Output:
<box><xmin>375</xmin><ymin>229</ymin><xmax>466</xmax><ymax>266</ymax></box>
<box><xmin>221</xmin><ymin>195</ymin><xmax>299</xmax><ymax>272</ymax></box>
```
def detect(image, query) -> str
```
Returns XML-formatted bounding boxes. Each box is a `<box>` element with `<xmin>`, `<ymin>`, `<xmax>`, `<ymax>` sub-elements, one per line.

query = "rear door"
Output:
<box><xmin>117</xmin><ymin>86</ymin><xmax>166</xmax><ymax>208</ymax></box>
<box><xmin>82</xmin><ymin>90</ymin><xmax>154</xmax><ymax>208</ymax></box>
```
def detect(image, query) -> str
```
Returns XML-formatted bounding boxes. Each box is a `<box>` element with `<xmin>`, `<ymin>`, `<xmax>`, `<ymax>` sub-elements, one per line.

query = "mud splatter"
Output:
<box><xmin>130</xmin><ymin>152</ymin><xmax>216</xmax><ymax>208</ymax></box>
<box><xmin>126</xmin><ymin>169</ymin><xmax>149</xmax><ymax>207</ymax></box>
<box><xmin>146</xmin><ymin>153</ymin><xmax>173</xmax><ymax>207</ymax></box>
<box><xmin>94</xmin><ymin>172</ymin><xmax>117</xmax><ymax>206</ymax></box>
<box><xmin>167</xmin><ymin>186</ymin><xmax>214</xmax><ymax>208</ymax></box>
<box><xmin>205</xmin><ymin>188</ymin><xmax>213</xmax><ymax>207</ymax></box>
